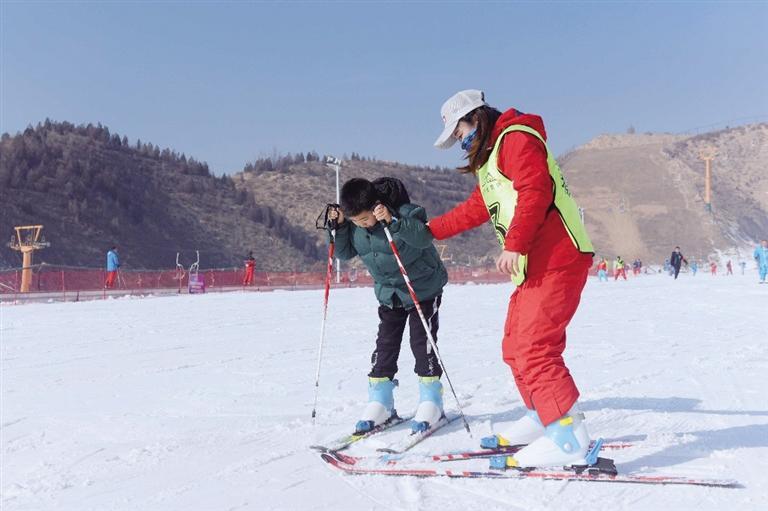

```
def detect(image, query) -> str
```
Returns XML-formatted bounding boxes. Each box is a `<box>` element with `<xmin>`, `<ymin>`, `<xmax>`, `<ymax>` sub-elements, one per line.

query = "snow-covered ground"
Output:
<box><xmin>2</xmin><ymin>273</ymin><xmax>767</xmax><ymax>510</ymax></box>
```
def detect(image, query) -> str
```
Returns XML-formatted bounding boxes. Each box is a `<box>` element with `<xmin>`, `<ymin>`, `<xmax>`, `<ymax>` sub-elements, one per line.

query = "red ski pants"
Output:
<box><xmin>502</xmin><ymin>262</ymin><xmax>589</xmax><ymax>426</ymax></box>
<box><xmin>243</xmin><ymin>267</ymin><xmax>255</xmax><ymax>285</ymax></box>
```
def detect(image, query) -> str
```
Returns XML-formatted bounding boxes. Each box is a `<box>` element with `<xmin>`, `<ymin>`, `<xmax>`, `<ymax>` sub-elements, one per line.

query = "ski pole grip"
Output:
<box><xmin>328</xmin><ymin>204</ymin><xmax>340</xmax><ymax>230</ymax></box>
<box><xmin>374</xmin><ymin>201</ymin><xmax>391</xmax><ymax>226</ymax></box>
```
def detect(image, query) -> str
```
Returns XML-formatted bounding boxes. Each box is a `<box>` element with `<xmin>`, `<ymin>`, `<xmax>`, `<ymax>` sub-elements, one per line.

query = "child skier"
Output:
<box><xmin>326</xmin><ymin>177</ymin><xmax>449</xmax><ymax>434</ymax></box>
<box><xmin>596</xmin><ymin>257</ymin><xmax>608</xmax><ymax>282</ymax></box>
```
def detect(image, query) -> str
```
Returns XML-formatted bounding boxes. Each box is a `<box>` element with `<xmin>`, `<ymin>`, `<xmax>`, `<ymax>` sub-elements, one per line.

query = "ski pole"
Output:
<box><xmin>378</xmin><ymin>216</ymin><xmax>472</xmax><ymax>436</ymax></box>
<box><xmin>311</xmin><ymin>209</ymin><xmax>338</xmax><ymax>423</ymax></box>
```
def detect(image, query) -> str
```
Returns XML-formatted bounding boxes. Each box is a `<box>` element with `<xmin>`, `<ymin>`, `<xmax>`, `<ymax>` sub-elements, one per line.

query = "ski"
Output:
<box><xmin>330</xmin><ymin>439</ymin><xmax>633</xmax><ymax>467</ymax></box>
<box><xmin>426</xmin><ymin>439</ymin><xmax>633</xmax><ymax>462</ymax></box>
<box><xmin>320</xmin><ymin>452</ymin><xmax>740</xmax><ymax>488</ymax></box>
<box><xmin>310</xmin><ymin>414</ymin><xmax>412</xmax><ymax>453</ymax></box>
<box><xmin>375</xmin><ymin>413</ymin><xmax>459</xmax><ymax>455</ymax></box>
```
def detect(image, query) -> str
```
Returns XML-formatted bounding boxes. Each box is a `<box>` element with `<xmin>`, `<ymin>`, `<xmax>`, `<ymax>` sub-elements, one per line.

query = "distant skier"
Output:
<box><xmin>755</xmin><ymin>239</ymin><xmax>768</xmax><ymax>283</ymax></box>
<box><xmin>726</xmin><ymin>260</ymin><xmax>733</xmax><ymax>276</ymax></box>
<box><xmin>105</xmin><ymin>246</ymin><xmax>119</xmax><ymax>288</ymax></box>
<box><xmin>739</xmin><ymin>261</ymin><xmax>747</xmax><ymax>275</ymax></box>
<box><xmin>710</xmin><ymin>261</ymin><xmax>718</xmax><ymax>276</ymax></box>
<box><xmin>690</xmin><ymin>260</ymin><xmax>698</xmax><ymax>276</ymax></box>
<box><xmin>597</xmin><ymin>257</ymin><xmax>609</xmax><ymax>282</ymax></box>
<box><xmin>243</xmin><ymin>251</ymin><xmax>256</xmax><ymax>286</ymax></box>
<box><xmin>614</xmin><ymin>256</ymin><xmax>627</xmax><ymax>280</ymax></box>
<box><xmin>327</xmin><ymin>177</ymin><xmax>448</xmax><ymax>435</ymax></box>
<box><xmin>669</xmin><ymin>246</ymin><xmax>687</xmax><ymax>280</ymax></box>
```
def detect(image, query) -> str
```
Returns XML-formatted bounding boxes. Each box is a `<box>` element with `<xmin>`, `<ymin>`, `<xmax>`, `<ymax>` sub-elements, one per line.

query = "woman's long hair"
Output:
<box><xmin>458</xmin><ymin>105</ymin><xmax>502</xmax><ymax>174</ymax></box>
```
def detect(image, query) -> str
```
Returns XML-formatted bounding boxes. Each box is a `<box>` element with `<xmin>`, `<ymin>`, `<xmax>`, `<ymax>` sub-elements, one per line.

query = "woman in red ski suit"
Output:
<box><xmin>428</xmin><ymin>90</ymin><xmax>594</xmax><ymax>467</ymax></box>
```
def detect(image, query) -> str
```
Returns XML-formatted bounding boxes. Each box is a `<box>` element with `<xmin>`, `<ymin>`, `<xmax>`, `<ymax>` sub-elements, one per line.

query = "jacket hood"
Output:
<box><xmin>490</xmin><ymin>108</ymin><xmax>547</xmax><ymax>145</ymax></box>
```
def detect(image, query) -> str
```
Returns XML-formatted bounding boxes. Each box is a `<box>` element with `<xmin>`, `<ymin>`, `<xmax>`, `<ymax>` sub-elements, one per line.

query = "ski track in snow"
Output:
<box><xmin>1</xmin><ymin>274</ymin><xmax>767</xmax><ymax>510</ymax></box>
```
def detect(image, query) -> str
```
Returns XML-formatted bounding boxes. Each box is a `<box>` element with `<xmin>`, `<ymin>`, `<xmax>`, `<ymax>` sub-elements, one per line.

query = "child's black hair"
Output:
<box><xmin>341</xmin><ymin>178</ymin><xmax>379</xmax><ymax>216</ymax></box>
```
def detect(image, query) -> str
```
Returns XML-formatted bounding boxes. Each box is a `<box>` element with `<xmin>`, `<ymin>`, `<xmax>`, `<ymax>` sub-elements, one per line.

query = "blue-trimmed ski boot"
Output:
<box><xmin>411</xmin><ymin>376</ymin><xmax>444</xmax><ymax>433</ymax></box>
<box><xmin>505</xmin><ymin>404</ymin><xmax>590</xmax><ymax>468</ymax></box>
<box><xmin>480</xmin><ymin>408</ymin><xmax>544</xmax><ymax>449</ymax></box>
<box><xmin>355</xmin><ymin>377</ymin><xmax>398</xmax><ymax>434</ymax></box>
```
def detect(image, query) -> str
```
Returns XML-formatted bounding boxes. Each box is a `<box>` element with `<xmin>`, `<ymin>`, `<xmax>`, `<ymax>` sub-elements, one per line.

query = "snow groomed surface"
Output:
<box><xmin>2</xmin><ymin>274</ymin><xmax>766</xmax><ymax>510</ymax></box>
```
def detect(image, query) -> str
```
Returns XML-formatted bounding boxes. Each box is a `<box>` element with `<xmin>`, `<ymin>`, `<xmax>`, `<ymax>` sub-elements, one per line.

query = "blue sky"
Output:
<box><xmin>2</xmin><ymin>1</ymin><xmax>767</xmax><ymax>174</ymax></box>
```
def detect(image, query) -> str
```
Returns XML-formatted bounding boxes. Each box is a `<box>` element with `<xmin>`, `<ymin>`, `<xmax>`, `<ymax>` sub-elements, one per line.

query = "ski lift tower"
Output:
<box><xmin>700</xmin><ymin>148</ymin><xmax>717</xmax><ymax>213</ymax></box>
<box><xmin>325</xmin><ymin>155</ymin><xmax>342</xmax><ymax>284</ymax></box>
<box><xmin>8</xmin><ymin>225</ymin><xmax>50</xmax><ymax>292</ymax></box>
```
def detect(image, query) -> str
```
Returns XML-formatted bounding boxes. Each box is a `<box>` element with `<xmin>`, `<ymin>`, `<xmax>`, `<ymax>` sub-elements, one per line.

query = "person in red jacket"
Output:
<box><xmin>243</xmin><ymin>251</ymin><xmax>256</xmax><ymax>286</ymax></box>
<box><xmin>428</xmin><ymin>90</ymin><xmax>595</xmax><ymax>468</ymax></box>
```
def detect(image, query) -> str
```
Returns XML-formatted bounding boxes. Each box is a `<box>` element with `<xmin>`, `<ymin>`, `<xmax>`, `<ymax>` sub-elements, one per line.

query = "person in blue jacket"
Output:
<box><xmin>754</xmin><ymin>239</ymin><xmax>768</xmax><ymax>283</ymax></box>
<box><xmin>105</xmin><ymin>246</ymin><xmax>120</xmax><ymax>288</ymax></box>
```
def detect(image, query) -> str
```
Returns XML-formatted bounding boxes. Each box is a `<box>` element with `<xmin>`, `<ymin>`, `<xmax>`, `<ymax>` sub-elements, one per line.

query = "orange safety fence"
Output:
<box><xmin>0</xmin><ymin>264</ymin><xmax>512</xmax><ymax>300</ymax></box>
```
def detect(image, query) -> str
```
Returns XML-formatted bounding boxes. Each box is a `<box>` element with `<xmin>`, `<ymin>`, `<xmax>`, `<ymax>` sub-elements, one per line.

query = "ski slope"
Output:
<box><xmin>2</xmin><ymin>273</ymin><xmax>767</xmax><ymax>510</ymax></box>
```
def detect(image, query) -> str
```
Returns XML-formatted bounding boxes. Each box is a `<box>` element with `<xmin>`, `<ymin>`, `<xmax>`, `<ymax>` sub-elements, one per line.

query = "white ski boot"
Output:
<box><xmin>411</xmin><ymin>376</ymin><xmax>444</xmax><ymax>433</ymax></box>
<box><xmin>355</xmin><ymin>377</ymin><xmax>397</xmax><ymax>434</ymax></box>
<box><xmin>510</xmin><ymin>404</ymin><xmax>590</xmax><ymax>468</ymax></box>
<box><xmin>480</xmin><ymin>408</ymin><xmax>545</xmax><ymax>449</ymax></box>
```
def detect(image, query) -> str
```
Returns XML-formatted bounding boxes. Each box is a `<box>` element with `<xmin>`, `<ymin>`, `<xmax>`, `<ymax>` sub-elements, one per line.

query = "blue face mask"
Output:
<box><xmin>460</xmin><ymin>128</ymin><xmax>477</xmax><ymax>152</ymax></box>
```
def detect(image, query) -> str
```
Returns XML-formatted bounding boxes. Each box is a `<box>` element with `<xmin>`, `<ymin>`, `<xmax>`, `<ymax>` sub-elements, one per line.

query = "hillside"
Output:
<box><xmin>0</xmin><ymin>122</ymin><xmax>319</xmax><ymax>271</ymax></box>
<box><xmin>235</xmin><ymin>159</ymin><xmax>498</xmax><ymax>268</ymax></box>
<box><xmin>559</xmin><ymin>124</ymin><xmax>768</xmax><ymax>262</ymax></box>
<box><xmin>2</xmin><ymin>120</ymin><xmax>766</xmax><ymax>272</ymax></box>
<box><xmin>0</xmin><ymin>122</ymin><xmax>497</xmax><ymax>272</ymax></box>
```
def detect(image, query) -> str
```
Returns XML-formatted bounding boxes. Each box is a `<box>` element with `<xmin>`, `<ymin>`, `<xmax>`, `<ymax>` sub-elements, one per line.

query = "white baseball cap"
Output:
<box><xmin>434</xmin><ymin>89</ymin><xmax>487</xmax><ymax>149</ymax></box>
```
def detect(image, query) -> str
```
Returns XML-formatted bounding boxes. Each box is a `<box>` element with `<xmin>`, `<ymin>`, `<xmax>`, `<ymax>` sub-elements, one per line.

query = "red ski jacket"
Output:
<box><xmin>429</xmin><ymin>109</ymin><xmax>592</xmax><ymax>276</ymax></box>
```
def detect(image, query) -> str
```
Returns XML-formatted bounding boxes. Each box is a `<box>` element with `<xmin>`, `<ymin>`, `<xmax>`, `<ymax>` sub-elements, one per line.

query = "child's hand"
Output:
<box><xmin>328</xmin><ymin>206</ymin><xmax>345</xmax><ymax>224</ymax></box>
<box><xmin>373</xmin><ymin>204</ymin><xmax>392</xmax><ymax>224</ymax></box>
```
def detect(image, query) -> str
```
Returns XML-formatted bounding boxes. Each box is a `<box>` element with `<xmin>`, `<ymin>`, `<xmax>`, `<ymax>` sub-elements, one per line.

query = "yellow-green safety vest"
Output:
<box><xmin>477</xmin><ymin>124</ymin><xmax>594</xmax><ymax>286</ymax></box>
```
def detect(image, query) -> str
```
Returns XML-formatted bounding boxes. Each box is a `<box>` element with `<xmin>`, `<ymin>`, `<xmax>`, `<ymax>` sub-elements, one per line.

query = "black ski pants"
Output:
<box><xmin>368</xmin><ymin>295</ymin><xmax>443</xmax><ymax>380</ymax></box>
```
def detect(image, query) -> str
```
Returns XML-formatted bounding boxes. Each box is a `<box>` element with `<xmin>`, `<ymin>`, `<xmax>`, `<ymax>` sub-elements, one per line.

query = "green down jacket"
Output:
<box><xmin>332</xmin><ymin>203</ymin><xmax>448</xmax><ymax>308</ymax></box>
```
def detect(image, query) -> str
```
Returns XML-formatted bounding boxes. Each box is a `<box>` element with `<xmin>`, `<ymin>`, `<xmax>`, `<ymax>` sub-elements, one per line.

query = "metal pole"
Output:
<box><xmin>334</xmin><ymin>163</ymin><xmax>341</xmax><ymax>284</ymax></box>
<box><xmin>325</xmin><ymin>158</ymin><xmax>343</xmax><ymax>285</ymax></box>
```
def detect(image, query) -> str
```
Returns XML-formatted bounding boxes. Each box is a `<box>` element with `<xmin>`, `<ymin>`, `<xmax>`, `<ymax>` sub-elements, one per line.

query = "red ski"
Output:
<box><xmin>320</xmin><ymin>452</ymin><xmax>740</xmax><ymax>488</ymax></box>
<box><xmin>330</xmin><ymin>440</ymin><xmax>633</xmax><ymax>466</ymax></box>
